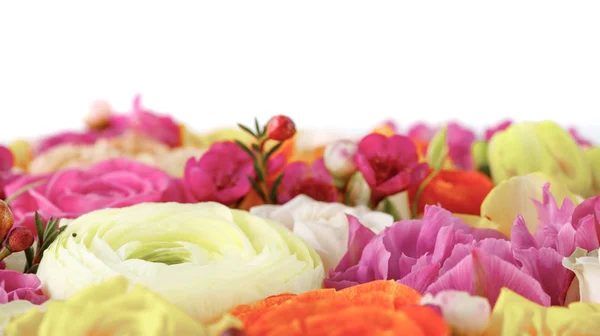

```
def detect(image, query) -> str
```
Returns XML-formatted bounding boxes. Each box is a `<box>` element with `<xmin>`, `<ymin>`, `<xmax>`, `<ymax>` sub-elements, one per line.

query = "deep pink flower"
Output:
<box><xmin>325</xmin><ymin>206</ymin><xmax>549</xmax><ymax>307</ymax></box>
<box><xmin>4</xmin><ymin>159</ymin><xmax>180</xmax><ymax>231</ymax></box>
<box><xmin>0</xmin><ymin>270</ymin><xmax>47</xmax><ymax>304</ymax></box>
<box><xmin>277</xmin><ymin>159</ymin><xmax>338</xmax><ymax>204</ymax></box>
<box><xmin>183</xmin><ymin>142</ymin><xmax>255</xmax><ymax>205</ymax></box>
<box><xmin>568</xmin><ymin>127</ymin><xmax>593</xmax><ymax>147</ymax></box>
<box><xmin>407</xmin><ymin>123</ymin><xmax>437</xmax><ymax>142</ymax></box>
<box><xmin>0</xmin><ymin>146</ymin><xmax>20</xmax><ymax>200</ymax></box>
<box><xmin>484</xmin><ymin>120</ymin><xmax>512</xmax><ymax>141</ymax></box>
<box><xmin>354</xmin><ymin>133</ymin><xmax>428</xmax><ymax>203</ymax></box>
<box><xmin>511</xmin><ymin>184</ymin><xmax>600</xmax><ymax>305</ymax></box>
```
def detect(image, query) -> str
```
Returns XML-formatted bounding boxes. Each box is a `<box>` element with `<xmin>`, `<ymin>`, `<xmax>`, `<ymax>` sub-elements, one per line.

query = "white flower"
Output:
<box><xmin>323</xmin><ymin>140</ymin><xmax>358</xmax><ymax>179</ymax></box>
<box><xmin>563</xmin><ymin>247</ymin><xmax>600</xmax><ymax>303</ymax></box>
<box><xmin>36</xmin><ymin>202</ymin><xmax>324</xmax><ymax>322</ymax></box>
<box><xmin>421</xmin><ymin>290</ymin><xmax>491</xmax><ymax>336</ymax></box>
<box><xmin>250</xmin><ymin>195</ymin><xmax>393</xmax><ymax>272</ymax></box>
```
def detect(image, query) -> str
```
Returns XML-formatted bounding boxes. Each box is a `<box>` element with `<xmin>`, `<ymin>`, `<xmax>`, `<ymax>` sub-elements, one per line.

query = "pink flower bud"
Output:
<box><xmin>323</xmin><ymin>140</ymin><xmax>358</xmax><ymax>179</ymax></box>
<box><xmin>84</xmin><ymin>100</ymin><xmax>113</xmax><ymax>130</ymax></box>
<box><xmin>0</xmin><ymin>201</ymin><xmax>14</xmax><ymax>242</ymax></box>
<box><xmin>7</xmin><ymin>226</ymin><xmax>34</xmax><ymax>252</ymax></box>
<box><xmin>266</xmin><ymin>115</ymin><xmax>296</xmax><ymax>141</ymax></box>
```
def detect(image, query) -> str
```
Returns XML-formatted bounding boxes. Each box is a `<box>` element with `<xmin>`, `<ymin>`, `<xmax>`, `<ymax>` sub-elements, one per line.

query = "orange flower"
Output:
<box><xmin>409</xmin><ymin>169</ymin><xmax>494</xmax><ymax>216</ymax></box>
<box><xmin>230</xmin><ymin>280</ymin><xmax>450</xmax><ymax>336</ymax></box>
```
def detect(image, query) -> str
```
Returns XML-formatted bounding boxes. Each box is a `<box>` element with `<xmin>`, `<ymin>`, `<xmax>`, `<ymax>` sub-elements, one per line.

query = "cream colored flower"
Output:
<box><xmin>28</xmin><ymin>132</ymin><xmax>204</xmax><ymax>177</ymax></box>
<box><xmin>563</xmin><ymin>248</ymin><xmax>600</xmax><ymax>304</ymax></box>
<box><xmin>36</xmin><ymin>202</ymin><xmax>324</xmax><ymax>322</ymax></box>
<box><xmin>250</xmin><ymin>195</ymin><xmax>393</xmax><ymax>272</ymax></box>
<box><xmin>421</xmin><ymin>290</ymin><xmax>490</xmax><ymax>336</ymax></box>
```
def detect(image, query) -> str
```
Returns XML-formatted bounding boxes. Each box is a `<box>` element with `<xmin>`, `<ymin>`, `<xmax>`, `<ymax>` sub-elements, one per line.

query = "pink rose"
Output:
<box><xmin>5</xmin><ymin>159</ymin><xmax>182</xmax><ymax>229</ymax></box>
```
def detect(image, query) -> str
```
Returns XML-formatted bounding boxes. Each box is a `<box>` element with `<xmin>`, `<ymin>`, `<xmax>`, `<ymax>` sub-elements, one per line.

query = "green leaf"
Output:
<box><xmin>269</xmin><ymin>173</ymin><xmax>284</xmax><ymax>204</ymax></box>
<box><xmin>234</xmin><ymin>140</ymin><xmax>256</xmax><ymax>159</ymax></box>
<box><xmin>426</xmin><ymin>126</ymin><xmax>448</xmax><ymax>172</ymax></box>
<box><xmin>39</xmin><ymin>230</ymin><xmax>61</xmax><ymax>255</ymax></box>
<box><xmin>247</xmin><ymin>177</ymin><xmax>266</xmax><ymax>201</ymax></box>
<box><xmin>34</xmin><ymin>212</ymin><xmax>45</xmax><ymax>239</ymax></box>
<box><xmin>375</xmin><ymin>191</ymin><xmax>411</xmax><ymax>221</ymax></box>
<box><xmin>253</xmin><ymin>162</ymin><xmax>265</xmax><ymax>182</ymax></box>
<box><xmin>237</xmin><ymin>123</ymin><xmax>257</xmax><ymax>138</ymax></box>
<box><xmin>23</xmin><ymin>246</ymin><xmax>34</xmax><ymax>273</ymax></box>
<box><xmin>265</xmin><ymin>142</ymin><xmax>282</xmax><ymax>161</ymax></box>
<box><xmin>254</xmin><ymin>118</ymin><xmax>261</xmax><ymax>135</ymax></box>
<box><xmin>43</xmin><ymin>218</ymin><xmax>59</xmax><ymax>242</ymax></box>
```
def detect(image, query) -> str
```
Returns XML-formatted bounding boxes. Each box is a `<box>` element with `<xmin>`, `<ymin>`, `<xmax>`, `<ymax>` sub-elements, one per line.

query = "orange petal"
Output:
<box><xmin>230</xmin><ymin>293</ymin><xmax>296</xmax><ymax>324</ymax></box>
<box><xmin>339</xmin><ymin>280</ymin><xmax>422</xmax><ymax>307</ymax></box>
<box><xmin>409</xmin><ymin>169</ymin><xmax>494</xmax><ymax>216</ymax></box>
<box><xmin>398</xmin><ymin>306</ymin><xmax>451</xmax><ymax>336</ymax></box>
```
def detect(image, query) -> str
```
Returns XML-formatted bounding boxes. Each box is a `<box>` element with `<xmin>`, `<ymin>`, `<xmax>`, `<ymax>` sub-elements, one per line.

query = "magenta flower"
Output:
<box><xmin>325</xmin><ymin>206</ymin><xmax>550</xmax><ymax>307</ymax></box>
<box><xmin>183</xmin><ymin>141</ymin><xmax>255</xmax><ymax>205</ymax></box>
<box><xmin>511</xmin><ymin>184</ymin><xmax>600</xmax><ymax>305</ymax></box>
<box><xmin>354</xmin><ymin>133</ymin><xmax>428</xmax><ymax>203</ymax></box>
<box><xmin>0</xmin><ymin>269</ymin><xmax>47</xmax><ymax>304</ymax></box>
<box><xmin>4</xmin><ymin>159</ymin><xmax>181</xmax><ymax>231</ymax></box>
<box><xmin>0</xmin><ymin>146</ymin><xmax>20</xmax><ymax>200</ymax></box>
<box><xmin>277</xmin><ymin>159</ymin><xmax>338</xmax><ymax>204</ymax></box>
<box><xmin>484</xmin><ymin>120</ymin><xmax>512</xmax><ymax>141</ymax></box>
<box><xmin>407</xmin><ymin>123</ymin><xmax>437</xmax><ymax>142</ymax></box>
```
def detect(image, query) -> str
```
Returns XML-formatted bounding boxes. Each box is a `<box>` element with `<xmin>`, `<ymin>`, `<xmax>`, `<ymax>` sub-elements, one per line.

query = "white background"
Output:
<box><xmin>1</xmin><ymin>1</ymin><xmax>599</xmax><ymax>142</ymax></box>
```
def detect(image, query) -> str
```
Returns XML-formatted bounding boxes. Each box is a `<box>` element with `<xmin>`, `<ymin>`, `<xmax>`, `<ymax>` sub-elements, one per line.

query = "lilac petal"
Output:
<box><xmin>571</xmin><ymin>196</ymin><xmax>600</xmax><ymax>229</ymax></box>
<box><xmin>475</xmin><ymin>238</ymin><xmax>517</xmax><ymax>265</ymax></box>
<box><xmin>0</xmin><ymin>288</ymin><xmax>8</xmax><ymax>304</ymax></box>
<box><xmin>575</xmin><ymin>214</ymin><xmax>600</xmax><ymax>252</ymax></box>
<box><xmin>555</xmin><ymin>224</ymin><xmax>576</xmax><ymax>257</ymax></box>
<box><xmin>427</xmin><ymin>248</ymin><xmax>550</xmax><ymax>307</ymax></box>
<box><xmin>398</xmin><ymin>264</ymin><xmax>440</xmax><ymax>294</ymax></box>
<box><xmin>335</xmin><ymin>215</ymin><xmax>376</xmax><ymax>271</ymax></box>
<box><xmin>356</xmin><ymin>235</ymin><xmax>391</xmax><ymax>282</ymax></box>
<box><xmin>510</xmin><ymin>215</ymin><xmax>538</xmax><ymax>250</ymax></box>
<box><xmin>416</xmin><ymin>206</ymin><xmax>455</xmax><ymax>256</ymax></box>
<box><xmin>439</xmin><ymin>244</ymin><xmax>473</xmax><ymax>276</ymax></box>
<box><xmin>383</xmin><ymin>220</ymin><xmax>423</xmax><ymax>278</ymax></box>
<box><xmin>407</xmin><ymin>123</ymin><xmax>437</xmax><ymax>142</ymax></box>
<box><xmin>397</xmin><ymin>254</ymin><xmax>418</xmax><ymax>279</ymax></box>
<box><xmin>431</xmin><ymin>225</ymin><xmax>473</xmax><ymax>265</ymax></box>
<box><xmin>513</xmin><ymin>247</ymin><xmax>567</xmax><ymax>306</ymax></box>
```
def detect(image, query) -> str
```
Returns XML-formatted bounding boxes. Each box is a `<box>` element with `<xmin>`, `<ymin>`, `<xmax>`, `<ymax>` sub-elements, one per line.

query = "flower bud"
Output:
<box><xmin>0</xmin><ymin>200</ymin><xmax>14</xmax><ymax>242</ymax></box>
<box><xmin>84</xmin><ymin>100</ymin><xmax>113</xmax><ymax>130</ymax></box>
<box><xmin>345</xmin><ymin>172</ymin><xmax>371</xmax><ymax>207</ymax></box>
<box><xmin>266</xmin><ymin>115</ymin><xmax>296</xmax><ymax>141</ymax></box>
<box><xmin>7</xmin><ymin>226</ymin><xmax>34</xmax><ymax>252</ymax></box>
<box><xmin>323</xmin><ymin>140</ymin><xmax>357</xmax><ymax>179</ymax></box>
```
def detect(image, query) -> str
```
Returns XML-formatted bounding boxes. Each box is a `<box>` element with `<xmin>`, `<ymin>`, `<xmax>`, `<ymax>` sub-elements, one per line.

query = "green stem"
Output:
<box><xmin>255</xmin><ymin>136</ymin><xmax>273</xmax><ymax>204</ymax></box>
<box><xmin>411</xmin><ymin>170</ymin><xmax>440</xmax><ymax>219</ymax></box>
<box><xmin>0</xmin><ymin>247</ymin><xmax>12</xmax><ymax>262</ymax></box>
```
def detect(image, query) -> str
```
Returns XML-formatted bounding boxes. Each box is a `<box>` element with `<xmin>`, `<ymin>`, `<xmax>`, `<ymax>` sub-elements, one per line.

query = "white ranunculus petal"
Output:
<box><xmin>251</xmin><ymin>195</ymin><xmax>394</xmax><ymax>272</ymax></box>
<box><xmin>36</xmin><ymin>202</ymin><xmax>324</xmax><ymax>322</ymax></box>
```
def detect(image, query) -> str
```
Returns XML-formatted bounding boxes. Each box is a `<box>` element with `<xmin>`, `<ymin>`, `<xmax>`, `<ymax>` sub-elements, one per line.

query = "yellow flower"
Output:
<box><xmin>37</xmin><ymin>202</ymin><xmax>324</xmax><ymax>322</ymax></box>
<box><xmin>487</xmin><ymin>121</ymin><xmax>591</xmax><ymax>197</ymax></box>
<box><xmin>5</xmin><ymin>277</ymin><xmax>241</xmax><ymax>336</ymax></box>
<box><xmin>458</xmin><ymin>172</ymin><xmax>581</xmax><ymax>236</ymax></box>
<box><xmin>485</xmin><ymin>288</ymin><xmax>600</xmax><ymax>335</ymax></box>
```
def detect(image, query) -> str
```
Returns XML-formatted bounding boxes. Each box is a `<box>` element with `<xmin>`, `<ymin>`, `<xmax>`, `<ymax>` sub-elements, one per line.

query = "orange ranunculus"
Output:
<box><xmin>230</xmin><ymin>280</ymin><xmax>450</xmax><ymax>336</ymax></box>
<box><xmin>409</xmin><ymin>169</ymin><xmax>494</xmax><ymax>216</ymax></box>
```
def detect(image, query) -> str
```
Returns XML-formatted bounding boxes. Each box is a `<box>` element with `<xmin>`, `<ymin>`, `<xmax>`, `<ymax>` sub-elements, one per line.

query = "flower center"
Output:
<box><xmin>124</xmin><ymin>242</ymin><xmax>191</xmax><ymax>265</ymax></box>
<box><xmin>291</xmin><ymin>178</ymin><xmax>337</xmax><ymax>202</ymax></box>
<box><xmin>215</xmin><ymin>172</ymin><xmax>239</xmax><ymax>190</ymax></box>
<box><xmin>370</xmin><ymin>156</ymin><xmax>401</xmax><ymax>185</ymax></box>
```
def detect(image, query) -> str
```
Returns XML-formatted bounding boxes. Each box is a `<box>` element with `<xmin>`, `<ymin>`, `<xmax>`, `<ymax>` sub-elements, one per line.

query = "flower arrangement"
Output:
<box><xmin>0</xmin><ymin>95</ymin><xmax>599</xmax><ymax>335</ymax></box>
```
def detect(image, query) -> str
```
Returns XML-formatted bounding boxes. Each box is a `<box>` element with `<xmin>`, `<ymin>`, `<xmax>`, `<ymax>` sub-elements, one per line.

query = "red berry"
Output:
<box><xmin>266</xmin><ymin>115</ymin><xmax>296</xmax><ymax>141</ymax></box>
<box><xmin>7</xmin><ymin>226</ymin><xmax>34</xmax><ymax>252</ymax></box>
<box><xmin>0</xmin><ymin>201</ymin><xmax>14</xmax><ymax>241</ymax></box>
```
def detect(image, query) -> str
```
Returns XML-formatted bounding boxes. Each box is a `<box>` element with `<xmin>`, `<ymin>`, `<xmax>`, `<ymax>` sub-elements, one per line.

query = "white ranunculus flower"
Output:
<box><xmin>563</xmin><ymin>247</ymin><xmax>600</xmax><ymax>303</ymax></box>
<box><xmin>421</xmin><ymin>290</ymin><xmax>491</xmax><ymax>336</ymax></box>
<box><xmin>250</xmin><ymin>195</ymin><xmax>394</xmax><ymax>272</ymax></box>
<box><xmin>36</xmin><ymin>202</ymin><xmax>324</xmax><ymax>322</ymax></box>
